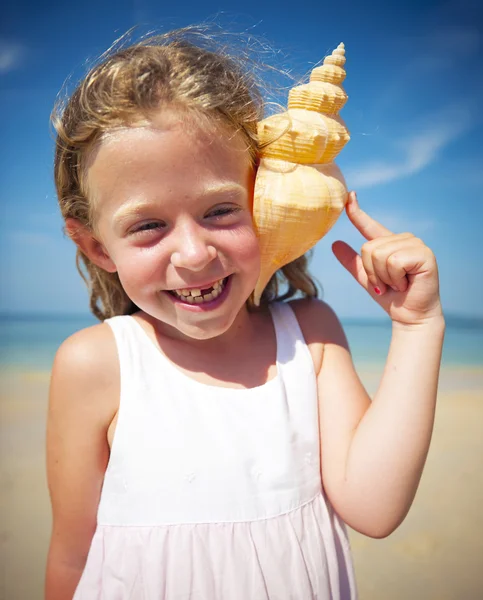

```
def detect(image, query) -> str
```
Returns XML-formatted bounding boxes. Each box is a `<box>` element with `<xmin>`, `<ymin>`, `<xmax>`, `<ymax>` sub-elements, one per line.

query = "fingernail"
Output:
<box><xmin>374</xmin><ymin>287</ymin><xmax>382</xmax><ymax>295</ymax></box>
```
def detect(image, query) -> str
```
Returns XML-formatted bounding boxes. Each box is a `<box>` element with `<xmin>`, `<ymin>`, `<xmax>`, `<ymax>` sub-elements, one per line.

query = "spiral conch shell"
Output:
<box><xmin>252</xmin><ymin>43</ymin><xmax>350</xmax><ymax>305</ymax></box>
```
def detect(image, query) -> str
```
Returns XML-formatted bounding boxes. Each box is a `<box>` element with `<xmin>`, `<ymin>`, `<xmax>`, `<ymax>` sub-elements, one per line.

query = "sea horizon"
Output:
<box><xmin>1</xmin><ymin>310</ymin><xmax>482</xmax><ymax>323</ymax></box>
<box><xmin>1</xmin><ymin>310</ymin><xmax>482</xmax><ymax>372</ymax></box>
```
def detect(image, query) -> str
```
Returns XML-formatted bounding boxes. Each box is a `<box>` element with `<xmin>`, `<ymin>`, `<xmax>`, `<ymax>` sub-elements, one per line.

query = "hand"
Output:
<box><xmin>332</xmin><ymin>191</ymin><xmax>443</xmax><ymax>327</ymax></box>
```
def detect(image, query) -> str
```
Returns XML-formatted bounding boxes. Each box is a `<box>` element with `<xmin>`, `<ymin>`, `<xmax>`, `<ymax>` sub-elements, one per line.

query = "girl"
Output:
<box><xmin>46</xmin><ymin>28</ymin><xmax>445</xmax><ymax>600</ymax></box>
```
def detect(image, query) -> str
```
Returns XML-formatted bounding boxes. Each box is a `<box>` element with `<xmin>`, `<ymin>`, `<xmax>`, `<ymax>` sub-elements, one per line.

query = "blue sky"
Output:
<box><xmin>1</xmin><ymin>0</ymin><xmax>482</xmax><ymax>318</ymax></box>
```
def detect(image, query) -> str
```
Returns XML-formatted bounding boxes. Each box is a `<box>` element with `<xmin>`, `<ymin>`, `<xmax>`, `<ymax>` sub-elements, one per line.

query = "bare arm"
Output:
<box><xmin>315</xmin><ymin>305</ymin><xmax>444</xmax><ymax>538</ymax></box>
<box><xmin>45</xmin><ymin>324</ymin><xmax>119</xmax><ymax>599</ymax></box>
<box><xmin>344</xmin><ymin>317</ymin><xmax>443</xmax><ymax>536</ymax></box>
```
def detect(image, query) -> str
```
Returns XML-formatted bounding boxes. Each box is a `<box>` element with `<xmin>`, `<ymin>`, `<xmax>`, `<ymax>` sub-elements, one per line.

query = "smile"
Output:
<box><xmin>167</xmin><ymin>276</ymin><xmax>230</xmax><ymax>305</ymax></box>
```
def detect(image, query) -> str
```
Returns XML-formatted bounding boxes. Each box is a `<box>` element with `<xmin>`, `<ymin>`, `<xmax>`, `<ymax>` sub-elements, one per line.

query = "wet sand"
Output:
<box><xmin>0</xmin><ymin>366</ymin><xmax>482</xmax><ymax>599</ymax></box>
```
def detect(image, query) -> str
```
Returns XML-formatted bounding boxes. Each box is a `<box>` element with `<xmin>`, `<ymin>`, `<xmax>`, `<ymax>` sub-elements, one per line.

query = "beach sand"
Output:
<box><xmin>0</xmin><ymin>366</ymin><xmax>482</xmax><ymax>600</ymax></box>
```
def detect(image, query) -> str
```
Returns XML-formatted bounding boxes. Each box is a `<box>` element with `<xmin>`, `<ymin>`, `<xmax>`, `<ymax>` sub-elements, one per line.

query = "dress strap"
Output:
<box><xmin>104</xmin><ymin>315</ymin><xmax>139</xmax><ymax>371</ymax></box>
<box><xmin>268</xmin><ymin>301</ymin><xmax>314</xmax><ymax>369</ymax></box>
<box><xmin>103</xmin><ymin>315</ymin><xmax>161</xmax><ymax>406</ymax></box>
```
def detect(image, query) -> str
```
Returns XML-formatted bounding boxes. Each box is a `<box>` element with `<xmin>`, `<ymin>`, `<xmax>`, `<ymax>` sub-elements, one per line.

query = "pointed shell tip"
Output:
<box><xmin>332</xmin><ymin>42</ymin><xmax>345</xmax><ymax>56</ymax></box>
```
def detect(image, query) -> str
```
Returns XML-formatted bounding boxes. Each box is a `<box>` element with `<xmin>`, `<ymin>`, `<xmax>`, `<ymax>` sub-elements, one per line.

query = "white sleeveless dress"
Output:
<box><xmin>73</xmin><ymin>302</ymin><xmax>357</xmax><ymax>599</ymax></box>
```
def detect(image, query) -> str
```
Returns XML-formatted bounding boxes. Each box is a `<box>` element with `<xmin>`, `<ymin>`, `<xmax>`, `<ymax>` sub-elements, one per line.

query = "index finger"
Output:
<box><xmin>346</xmin><ymin>191</ymin><xmax>393</xmax><ymax>240</ymax></box>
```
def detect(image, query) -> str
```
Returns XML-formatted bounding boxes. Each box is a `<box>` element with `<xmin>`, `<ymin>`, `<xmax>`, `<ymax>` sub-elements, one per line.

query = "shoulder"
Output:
<box><xmin>52</xmin><ymin>321</ymin><xmax>118</xmax><ymax>381</ymax></box>
<box><xmin>288</xmin><ymin>298</ymin><xmax>349</xmax><ymax>347</ymax></box>
<box><xmin>287</xmin><ymin>298</ymin><xmax>350</xmax><ymax>374</ymax></box>
<box><xmin>50</xmin><ymin>321</ymin><xmax>120</xmax><ymax>423</ymax></box>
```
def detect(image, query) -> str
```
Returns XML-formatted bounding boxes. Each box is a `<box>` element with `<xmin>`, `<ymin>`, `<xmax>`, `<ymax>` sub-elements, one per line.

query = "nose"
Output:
<box><xmin>170</xmin><ymin>220</ymin><xmax>217</xmax><ymax>271</ymax></box>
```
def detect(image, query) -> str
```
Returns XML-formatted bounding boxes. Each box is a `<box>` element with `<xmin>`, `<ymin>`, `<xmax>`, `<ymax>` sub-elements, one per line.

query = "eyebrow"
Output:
<box><xmin>112</xmin><ymin>200</ymin><xmax>154</xmax><ymax>230</ymax></box>
<box><xmin>198</xmin><ymin>183</ymin><xmax>247</xmax><ymax>200</ymax></box>
<box><xmin>113</xmin><ymin>183</ymin><xmax>247</xmax><ymax>227</ymax></box>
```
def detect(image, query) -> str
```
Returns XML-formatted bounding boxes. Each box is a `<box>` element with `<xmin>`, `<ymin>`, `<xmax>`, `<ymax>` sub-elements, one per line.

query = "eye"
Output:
<box><xmin>206</xmin><ymin>205</ymin><xmax>241</xmax><ymax>219</ymax></box>
<box><xmin>130</xmin><ymin>221</ymin><xmax>166</xmax><ymax>235</ymax></box>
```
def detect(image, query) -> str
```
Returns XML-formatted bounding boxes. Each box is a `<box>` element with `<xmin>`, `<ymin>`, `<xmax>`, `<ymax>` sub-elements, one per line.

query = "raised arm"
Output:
<box><xmin>45</xmin><ymin>324</ymin><xmax>119</xmax><ymax>599</ymax></box>
<box><xmin>302</xmin><ymin>191</ymin><xmax>444</xmax><ymax>539</ymax></box>
<box><xmin>313</xmin><ymin>304</ymin><xmax>443</xmax><ymax>539</ymax></box>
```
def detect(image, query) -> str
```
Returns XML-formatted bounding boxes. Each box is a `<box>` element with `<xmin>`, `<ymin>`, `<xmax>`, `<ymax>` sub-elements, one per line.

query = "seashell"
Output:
<box><xmin>252</xmin><ymin>43</ymin><xmax>350</xmax><ymax>305</ymax></box>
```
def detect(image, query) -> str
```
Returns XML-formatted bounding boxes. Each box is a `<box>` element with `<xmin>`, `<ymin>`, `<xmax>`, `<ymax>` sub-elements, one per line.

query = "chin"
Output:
<box><xmin>174</xmin><ymin>309</ymin><xmax>242</xmax><ymax>341</ymax></box>
<box><xmin>180</xmin><ymin>325</ymin><xmax>229</xmax><ymax>341</ymax></box>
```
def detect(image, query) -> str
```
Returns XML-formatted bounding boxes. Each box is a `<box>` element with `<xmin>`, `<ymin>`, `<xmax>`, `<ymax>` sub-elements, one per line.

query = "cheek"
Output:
<box><xmin>223</xmin><ymin>224</ymin><xmax>260</xmax><ymax>270</ymax></box>
<box><xmin>115</xmin><ymin>245</ymin><xmax>168</xmax><ymax>289</ymax></box>
<box><xmin>243</xmin><ymin>231</ymin><xmax>261</xmax><ymax>267</ymax></box>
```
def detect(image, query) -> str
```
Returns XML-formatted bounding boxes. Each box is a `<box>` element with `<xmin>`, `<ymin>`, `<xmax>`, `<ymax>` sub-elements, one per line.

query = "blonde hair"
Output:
<box><xmin>52</xmin><ymin>26</ymin><xmax>318</xmax><ymax>320</ymax></box>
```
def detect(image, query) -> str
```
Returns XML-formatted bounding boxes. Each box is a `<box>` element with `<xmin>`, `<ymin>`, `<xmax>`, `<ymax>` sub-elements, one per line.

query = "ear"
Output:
<box><xmin>65</xmin><ymin>218</ymin><xmax>117</xmax><ymax>273</ymax></box>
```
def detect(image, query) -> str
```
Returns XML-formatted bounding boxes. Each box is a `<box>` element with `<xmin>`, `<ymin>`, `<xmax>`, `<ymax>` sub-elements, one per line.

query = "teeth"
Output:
<box><xmin>172</xmin><ymin>277</ymin><xmax>228</xmax><ymax>303</ymax></box>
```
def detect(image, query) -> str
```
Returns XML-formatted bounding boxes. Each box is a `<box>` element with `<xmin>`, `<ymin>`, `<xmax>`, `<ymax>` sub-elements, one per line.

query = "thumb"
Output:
<box><xmin>332</xmin><ymin>240</ymin><xmax>371</xmax><ymax>291</ymax></box>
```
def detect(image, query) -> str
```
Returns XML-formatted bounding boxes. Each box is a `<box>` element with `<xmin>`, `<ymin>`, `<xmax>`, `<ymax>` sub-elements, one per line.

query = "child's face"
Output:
<box><xmin>86</xmin><ymin>112</ymin><xmax>260</xmax><ymax>340</ymax></box>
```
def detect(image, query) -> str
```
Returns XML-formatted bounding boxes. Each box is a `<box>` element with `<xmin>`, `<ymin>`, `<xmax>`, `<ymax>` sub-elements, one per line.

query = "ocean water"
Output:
<box><xmin>0</xmin><ymin>312</ymin><xmax>482</xmax><ymax>371</ymax></box>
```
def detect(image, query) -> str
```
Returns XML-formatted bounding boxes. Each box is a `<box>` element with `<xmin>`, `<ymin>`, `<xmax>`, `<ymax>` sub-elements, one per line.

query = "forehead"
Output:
<box><xmin>85</xmin><ymin>117</ymin><xmax>252</xmax><ymax>209</ymax></box>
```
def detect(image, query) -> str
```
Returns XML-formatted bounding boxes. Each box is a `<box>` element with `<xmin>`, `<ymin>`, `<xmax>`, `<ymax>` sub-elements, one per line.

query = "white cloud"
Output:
<box><xmin>363</xmin><ymin>213</ymin><xmax>436</xmax><ymax>235</ymax></box>
<box><xmin>0</xmin><ymin>40</ymin><xmax>26</xmax><ymax>74</ymax></box>
<box><xmin>321</xmin><ymin>210</ymin><xmax>435</xmax><ymax>247</ymax></box>
<box><xmin>346</xmin><ymin>107</ymin><xmax>473</xmax><ymax>188</ymax></box>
